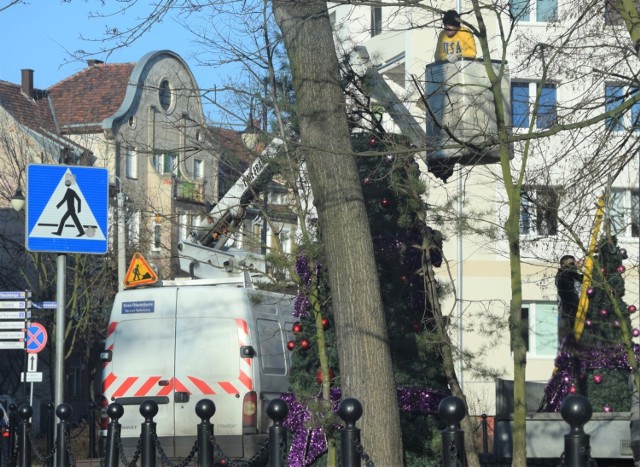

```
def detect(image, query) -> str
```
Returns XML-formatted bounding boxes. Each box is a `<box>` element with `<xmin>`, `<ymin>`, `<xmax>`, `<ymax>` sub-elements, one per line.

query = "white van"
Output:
<box><xmin>99</xmin><ymin>279</ymin><xmax>295</xmax><ymax>462</ymax></box>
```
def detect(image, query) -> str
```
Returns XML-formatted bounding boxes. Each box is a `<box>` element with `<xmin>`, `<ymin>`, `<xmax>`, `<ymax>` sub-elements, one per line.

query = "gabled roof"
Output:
<box><xmin>0</xmin><ymin>80</ymin><xmax>56</xmax><ymax>131</ymax></box>
<box><xmin>48</xmin><ymin>62</ymin><xmax>135</xmax><ymax>132</ymax></box>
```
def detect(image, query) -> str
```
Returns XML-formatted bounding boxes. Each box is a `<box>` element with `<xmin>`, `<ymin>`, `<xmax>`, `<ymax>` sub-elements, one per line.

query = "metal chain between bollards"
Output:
<box><xmin>117</xmin><ymin>431</ymin><xmax>142</xmax><ymax>467</ymax></box>
<box><xmin>64</xmin><ymin>423</ymin><xmax>77</xmax><ymax>467</ymax></box>
<box><xmin>27</xmin><ymin>423</ymin><xmax>57</xmax><ymax>464</ymax></box>
<box><xmin>353</xmin><ymin>438</ymin><xmax>374</xmax><ymax>467</ymax></box>
<box><xmin>152</xmin><ymin>429</ymin><xmax>198</xmax><ymax>467</ymax></box>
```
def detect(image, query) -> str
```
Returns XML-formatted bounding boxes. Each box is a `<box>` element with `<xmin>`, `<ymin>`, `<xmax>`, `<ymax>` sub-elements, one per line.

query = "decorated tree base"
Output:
<box><xmin>585</xmin><ymin>368</ymin><xmax>631</xmax><ymax>412</ymax></box>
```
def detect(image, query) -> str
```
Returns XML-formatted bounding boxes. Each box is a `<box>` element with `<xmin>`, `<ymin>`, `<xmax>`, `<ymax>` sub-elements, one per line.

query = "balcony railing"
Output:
<box><xmin>174</xmin><ymin>179</ymin><xmax>204</xmax><ymax>203</ymax></box>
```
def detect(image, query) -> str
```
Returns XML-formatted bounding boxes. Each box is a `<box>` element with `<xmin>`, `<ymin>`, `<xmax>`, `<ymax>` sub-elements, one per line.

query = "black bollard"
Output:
<box><xmin>88</xmin><ymin>400</ymin><xmax>96</xmax><ymax>458</ymax></box>
<box><xmin>438</xmin><ymin>396</ymin><xmax>467</xmax><ymax>467</ymax></box>
<box><xmin>46</xmin><ymin>402</ymin><xmax>54</xmax><ymax>467</ymax></box>
<box><xmin>103</xmin><ymin>403</ymin><xmax>124</xmax><ymax>467</ymax></box>
<box><xmin>55</xmin><ymin>403</ymin><xmax>73</xmax><ymax>467</ymax></box>
<box><xmin>196</xmin><ymin>399</ymin><xmax>215</xmax><ymax>467</ymax></box>
<box><xmin>338</xmin><ymin>398</ymin><xmax>364</xmax><ymax>467</ymax></box>
<box><xmin>17</xmin><ymin>404</ymin><xmax>32</xmax><ymax>467</ymax></box>
<box><xmin>140</xmin><ymin>400</ymin><xmax>158</xmax><ymax>467</ymax></box>
<box><xmin>481</xmin><ymin>414</ymin><xmax>489</xmax><ymax>454</ymax></box>
<box><xmin>561</xmin><ymin>394</ymin><xmax>593</xmax><ymax>467</ymax></box>
<box><xmin>267</xmin><ymin>399</ymin><xmax>289</xmax><ymax>467</ymax></box>
<box><xmin>8</xmin><ymin>403</ymin><xmax>17</xmax><ymax>467</ymax></box>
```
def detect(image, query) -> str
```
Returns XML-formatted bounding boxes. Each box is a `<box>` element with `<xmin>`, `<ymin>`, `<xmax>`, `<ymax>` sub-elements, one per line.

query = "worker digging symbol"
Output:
<box><xmin>52</xmin><ymin>173</ymin><xmax>92</xmax><ymax>237</ymax></box>
<box><xmin>133</xmin><ymin>264</ymin><xmax>142</xmax><ymax>281</ymax></box>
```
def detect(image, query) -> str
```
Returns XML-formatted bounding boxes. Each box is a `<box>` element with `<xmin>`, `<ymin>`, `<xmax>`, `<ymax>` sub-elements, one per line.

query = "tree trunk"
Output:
<box><xmin>272</xmin><ymin>0</ymin><xmax>403</xmax><ymax>464</ymax></box>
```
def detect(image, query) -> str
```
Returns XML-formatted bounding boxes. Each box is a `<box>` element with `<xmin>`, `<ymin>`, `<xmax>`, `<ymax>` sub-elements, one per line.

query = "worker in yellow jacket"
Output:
<box><xmin>435</xmin><ymin>10</ymin><xmax>477</xmax><ymax>62</ymax></box>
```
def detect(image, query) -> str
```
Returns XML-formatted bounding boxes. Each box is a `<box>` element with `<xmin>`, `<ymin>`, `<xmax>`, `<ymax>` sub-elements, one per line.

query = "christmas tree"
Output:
<box><xmin>285</xmin><ymin>134</ymin><xmax>448</xmax><ymax>465</ymax></box>
<box><xmin>543</xmin><ymin>232</ymin><xmax>639</xmax><ymax>412</ymax></box>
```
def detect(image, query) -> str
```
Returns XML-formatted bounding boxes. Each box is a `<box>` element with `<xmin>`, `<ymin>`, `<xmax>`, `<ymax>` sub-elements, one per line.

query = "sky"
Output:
<box><xmin>0</xmin><ymin>1</ymin><xmax>235</xmax><ymax>125</ymax></box>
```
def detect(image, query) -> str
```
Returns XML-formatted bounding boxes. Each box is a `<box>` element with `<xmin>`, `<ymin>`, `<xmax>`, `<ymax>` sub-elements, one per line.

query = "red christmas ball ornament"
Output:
<box><xmin>593</xmin><ymin>374</ymin><xmax>603</xmax><ymax>384</ymax></box>
<box><xmin>287</xmin><ymin>340</ymin><xmax>295</xmax><ymax>351</ymax></box>
<box><xmin>603</xmin><ymin>404</ymin><xmax>612</xmax><ymax>413</ymax></box>
<box><xmin>368</xmin><ymin>136</ymin><xmax>379</xmax><ymax>147</ymax></box>
<box><xmin>629</xmin><ymin>305</ymin><xmax>637</xmax><ymax>314</ymax></box>
<box><xmin>586</xmin><ymin>287</ymin><xmax>595</xmax><ymax>297</ymax></box>
<box><xmin>316</xmin><ymin>368</ymin><xmax>335</xmax><ymax>385</ymax></box>
<box><xmin>300</xmin><ymin>338</ymin><xmax>310</xmax><ymax>351</ymax></box>
<box><xmin>600</xmin><ymin>308</ymin><xmax>608</xmax><ymax>317</ymax></box>
<box><xmin>617</xmin><ymin>265</ymin><xmax>626</xmax><ymax>274</ymax></box>
<box><xmin>569</xmin><ymin>385</ymin><xmax>577</xmax><ymax>394</ymax></box>
<box><xmin>292</xmin><ymin>322</ymin><xmax>302</xmax><ymax>334</ymax></box>
<box><xmin>321</xmin><ymin>316</ymin><xmax>330</xmax><ymax>330</ymax></box>
<box><xmin>363</xmin><ymin>176</ymin><xmax>372</xmax><ymax>185</ymax></box>
<box><xmin>633</xmin><ymin>328</ymin><xmax>640</xmax><ymax>337</ymax></box>
<box><xmin>585</xmin><ymin>319</ymin><xmax>592</xmax><ymax>327</ymax></box>
<box><xmin>380</xmin><ymin>197</ymin><xmax>391</xmax><ymax>207</ymax></box>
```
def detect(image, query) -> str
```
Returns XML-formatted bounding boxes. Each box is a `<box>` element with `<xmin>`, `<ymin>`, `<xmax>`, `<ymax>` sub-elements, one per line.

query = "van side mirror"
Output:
<box><xmin>100</xmin><ymin>350</ymin><xmax>112</xmax><ymax>362</ymax></box>
<box><xmin>240</xmin><ymin>346</ymin><xmax>256</xmax><ymax>358</ymax></box>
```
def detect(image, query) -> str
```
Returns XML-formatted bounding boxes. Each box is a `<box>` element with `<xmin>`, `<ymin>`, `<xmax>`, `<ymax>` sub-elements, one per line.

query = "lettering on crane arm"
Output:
<box><xmin>241</xmin><ymin>157</ymin><xmax>267</xmax><ymax>189</ymax></box>
<box><xmin>123</xmin><ymin>252</ymin><xmax>158</xmax><ymax>288</ymax></box>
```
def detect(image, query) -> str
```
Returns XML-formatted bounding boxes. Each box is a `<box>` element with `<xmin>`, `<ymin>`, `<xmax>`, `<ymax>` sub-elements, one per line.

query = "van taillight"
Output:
<box><xmin>242</xmin><ymin>391</ymin><xmax>257</xmax><ymax>428</ymax></box>
<box><xmin>98</xmin><ymin>396</ymin><xmax>109</xmax><ymax>431</ymax></box>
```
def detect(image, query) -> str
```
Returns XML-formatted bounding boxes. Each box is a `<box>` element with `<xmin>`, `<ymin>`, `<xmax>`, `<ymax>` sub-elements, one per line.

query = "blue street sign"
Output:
<box><xmin>32</xmin><ymin>301</ymin><xmax>57</xmax><ymax>310</ymax></box>
<box><xmin>26</xmin><ymin>165</ymin><xmax>108</xmax><ymax>254</ymax></box>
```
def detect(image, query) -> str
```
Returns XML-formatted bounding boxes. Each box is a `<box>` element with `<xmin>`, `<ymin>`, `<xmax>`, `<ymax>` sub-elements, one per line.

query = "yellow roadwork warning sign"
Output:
<box><xmin>124</xmin><ymin>252</ymin><xmax>158</xmax><ymax>288</ymax></box>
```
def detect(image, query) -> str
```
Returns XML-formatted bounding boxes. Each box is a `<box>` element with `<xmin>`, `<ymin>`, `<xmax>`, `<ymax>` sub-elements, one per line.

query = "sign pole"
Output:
<box><xmin>55</xmin><ymin>254</ymin><xmax>66</xmax><ymax>413</ymax></box>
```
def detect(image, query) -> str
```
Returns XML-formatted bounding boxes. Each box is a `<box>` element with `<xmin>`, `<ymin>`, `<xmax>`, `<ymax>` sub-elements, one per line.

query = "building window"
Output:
<box><xmin>152</xmin><ymin>217</ymin><xmax>162</xmax><ymax>251</ymax></box>
<box><xmin>125</xmin><ymin>146</ymin><xmax>138</xmax><ymax>179</ymax></box>
<box><xmin>610</xmin><ymin>189</ymin><xmax>640</xmax><ymax>238</ymax></box>
<box><xmin>153</xmin><ymin>152</ymin><xmax>180</xmax><ymax>176</ymax></box>
<box><xmin>605</xmin><ymin>84</ymin><xmax>640</xmax><ymax>132</ymax></box>
<box><xmin>371</xmin><ymin>6</ymin><xmax>382</xmax><ymax>37</ymax></box>
<box><xmin>520</xmin><ymin>186</ymin><xmax>561</xmax><ymax>236</ymax></box>
<box><xmin>510</xmin><ymin>0</ymin><xmax>557</xmax><ymax>22</ymax></box>
<box><xmin>193</xmin><ymin>158</ymin><xmax>204</xmax><ymax>179</ymax></box>
<box><xmin>523</xmin><ymin>302</ymin><xmax>558</xmax><ymax>357</ymax></box>
<box><xmin>511</xmin><ymin>82</ymin><xmax>557</xmax><ymax>129</ymax></box>
<box><xmin>159</xmin><ymin>79</ymin><xmax>173</xmax><ymax>111</ymax></box>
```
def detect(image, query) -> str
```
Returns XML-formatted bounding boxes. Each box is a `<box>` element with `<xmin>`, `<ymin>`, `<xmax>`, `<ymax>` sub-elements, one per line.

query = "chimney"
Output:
<box><xmin>87</xmin><ymin>59</ymin><xmax>104</xmax><ymax>67</ymax></box>
<box><xmin>21</xmin><ymin>69</ymin><xmax>34</xmax><ymax>98</ymax></box>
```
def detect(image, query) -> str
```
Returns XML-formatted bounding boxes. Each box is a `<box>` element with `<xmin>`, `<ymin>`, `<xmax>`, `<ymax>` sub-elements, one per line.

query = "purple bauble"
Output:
<box><xmin>614</xmin><ymin>319</ymin><xmax>620</xmax><ymax>328</ymax></box>
<box><xmin>585</xmin><ymin>319</ymin><xmax>592</xmax><ymax>327</ymax></box>
<box><xmin>633</xmin><ymin>328</ymin><xmax>640</xmax><ymax>337</ymax></box>
<box><xmin>587</xmin><ymin>287</ymin><xmax>595</xmax><ymax>297</ymax></box>
<box><xmin>630</xmin><ymin>305</ymin><xmax>637</xmax><ymax>314</ymax></box>
<box><xmin>617</xmin><ymin>265</ymin><xmax>626</xmax><ymax>274</ymax></box>
<box><xmin>593</xmin><ymin>374</ymin><xmax>603</xmax><ymax>384</ymax></box>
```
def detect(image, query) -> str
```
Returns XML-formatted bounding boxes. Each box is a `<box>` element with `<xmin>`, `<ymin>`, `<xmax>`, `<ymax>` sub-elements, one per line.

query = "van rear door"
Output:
<box><xmin>104</xmin><ymin>287</ymin><xmax>179</xmax><ymax>440</ymax></box>
<box><xmin>172</xmin><ymin>287</ymin><xmax>248</xmax><ymax>456</ymax></box>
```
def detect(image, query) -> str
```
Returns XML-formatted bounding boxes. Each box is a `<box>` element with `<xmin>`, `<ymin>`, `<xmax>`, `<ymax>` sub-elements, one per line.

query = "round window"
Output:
<box><xmin>158</xmin><ymin>79</ymin><xmax>173</xmax><ymax>111</ymax></box>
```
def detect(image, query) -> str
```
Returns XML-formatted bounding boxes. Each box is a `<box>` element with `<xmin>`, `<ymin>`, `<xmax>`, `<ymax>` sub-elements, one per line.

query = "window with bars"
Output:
<box><xmin>610</xmin><ymin>188</ymin><xmax>640</xmax><ymax>238</ymax></box>
<box><xmin>125</xmin><ymin>146</ymin><xmax>138</xmax><ymax>179</ymax></box>
<box><xmin>604</xmin><ymin>84</ymin><xmax>640</xmax><ymax>132</ymax></box>
<box><xmin>511</xmin><ymin>81</ymin><xmax>557</xmax><ymax>129</ymax></box>
<box><xmin>520</xmin><ymin>186</ymin><xmax>561</xmax><ymax>236</ymax></box>
<box><xmin>510</xmin><ymin>0</ymin><xmax>557</xmax><ymax>22</ymax></box>
<box><xmin>153</xmin><ymin>152</ymin><xmax>180</xmax><ymax>176</ymax></box>
<box><xmin>522</xmin><ymin>302</ymin><xmax>558</xmax><ymax>357</ymax></box>
<box><xmin>371</xmin><ymin>6</ymin><xmax>382</xmax><ymax>37</ymax></box>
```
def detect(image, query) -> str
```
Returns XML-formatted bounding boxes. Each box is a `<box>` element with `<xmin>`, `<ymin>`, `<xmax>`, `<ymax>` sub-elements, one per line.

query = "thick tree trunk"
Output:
<box><xmin>272</xmin><ymin>0</ymin><xmax>403</xmax><ymax>464</ymax></box>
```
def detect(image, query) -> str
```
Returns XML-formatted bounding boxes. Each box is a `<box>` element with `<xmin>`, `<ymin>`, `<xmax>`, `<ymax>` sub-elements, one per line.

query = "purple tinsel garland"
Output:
<box><xmin>543</xmin><ymin>343</ymin><xmax>640</xmax><ymax>411</ymax></box>
<box><xmin>281</xmin><ymin>387</ymin><xmax>447</xmax><ymax>467</ymax></box>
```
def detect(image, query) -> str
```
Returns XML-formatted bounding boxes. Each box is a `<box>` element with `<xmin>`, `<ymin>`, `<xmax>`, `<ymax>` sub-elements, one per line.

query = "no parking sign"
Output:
<box><xmin>26</xmin><ymin>323</ymin><xmax>47</xmax><ymax>353</ymax></box>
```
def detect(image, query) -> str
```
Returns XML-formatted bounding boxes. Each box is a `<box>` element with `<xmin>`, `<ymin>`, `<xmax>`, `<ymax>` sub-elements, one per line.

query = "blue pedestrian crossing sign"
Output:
<box><xmin>26</xmin><ymin>165</ymin><xmax>108</xmax><ymax>254</ymax></box>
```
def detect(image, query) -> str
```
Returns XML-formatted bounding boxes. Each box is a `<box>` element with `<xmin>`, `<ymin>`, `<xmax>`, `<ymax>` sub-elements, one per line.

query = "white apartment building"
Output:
<box><xmin>331</xmin><ymin>1</ymin><xmax>640</xmax><ymax>414</ymax></box>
